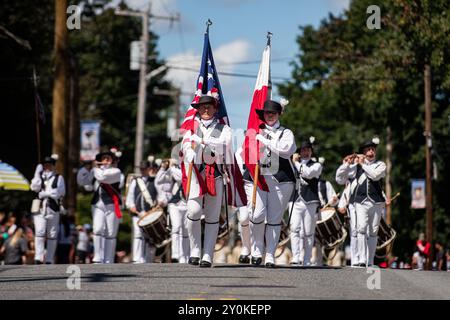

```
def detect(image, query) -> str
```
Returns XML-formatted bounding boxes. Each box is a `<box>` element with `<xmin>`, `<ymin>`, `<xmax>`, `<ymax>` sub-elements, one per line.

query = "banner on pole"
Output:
<box><xmin>80</xmin><ymin>120</ymin><xmax>100</xmax><ymax>161</ymax></box>
<box><xmin>411</xmin><ymin>179</ymin><xmax>426</xmax><ymax>209</ymax></box>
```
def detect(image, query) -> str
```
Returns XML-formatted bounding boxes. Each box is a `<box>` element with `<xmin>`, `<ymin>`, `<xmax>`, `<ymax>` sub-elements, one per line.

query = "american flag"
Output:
<box><xmin>180</xmin><ymin>30</ymin><xmax>246</xmax><ymax>207</ymax></box>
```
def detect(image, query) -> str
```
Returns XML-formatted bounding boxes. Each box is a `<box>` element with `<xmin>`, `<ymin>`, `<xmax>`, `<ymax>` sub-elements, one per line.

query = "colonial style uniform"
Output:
<box><xmin>77</xmin><ymin>151</ymin><xmax>122</xmax><ymax>263</ymax></box>
<box><xmin>30</xmin><ymin>155</ymin><xmax>65</xmax><ymax>264</ymax></box>
<box><xmin>290</xmin><ymin>141</ymin><xmax>322</xmax><ymax>266</ymax></box>
<box><xmin>126</xmin><ymin>160</ymin><xmax>158</xmax><ymax>263</ymax></box>
<box><xmin>155</xmin><ymin>162</ymin><xmax>190</xmax><ymax>263</ymax></box>
<box><xmin>243</xmin><ymin>100</ymin><xmax>297</xmax><ymax>267</ymax></box>
<box><xmin>336</xmin><ymin>166</ymin><xmax>358</xmax><ymax>266</ymax></box>
<box><xmin>182</xmin><ymin>96</ymin><xmax>232</xmax><ymax>267</ymax></box>
<box><xmin>335</xmin><ymin>139</ymin><xmax>386</xmax><ymax>266</ymax></box>
<box><xmin>234</xmin><ymin>146</ymin><xmax>251</xmax><ymax>263</ymax></box>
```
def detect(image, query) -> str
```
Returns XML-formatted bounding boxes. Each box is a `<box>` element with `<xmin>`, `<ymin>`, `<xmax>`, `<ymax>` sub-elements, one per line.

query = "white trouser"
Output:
<box><xmin>33</xmin><ymin>207</ymin><xmax>59</xmax><ymax>263</ymax></box>
<box><xmin>131</xmin><ymin>215</ymin><xmax>147</xmax><ymax>263</ymax></box>
<box><xmin>168</xmin><ymin>201</ymin><xmax>190</xmax><ymax>263</ymax></box>
<box><xmin>290</xmin><ymin>200</ymin><xmax>318</xmax><ymax>265</ymax></box>
<box><xmin>92</xmin><ymin>201</ymin><xmax>120</xmax><ymax>263</ymax></box>
<box><xmin>237</xmin><ymin>205</ymin><xmax>251</xmax><ymax>257</ymax></box>
<box><xmin>187</xmin><ymin>177</ymin><xmax>223</xmax><ymax>263</ymax></box>
<box><xmin>355</xmin><ymin>201</ymin><xmax>383</xmax><ymax>266</ymax></box>
<box><xmin>347</xmin><ymin>204</ymin><xmax>359</xmax><ymax>266</ymax></box>
<box><xmin>245</xmin><ymin>177</ymin><xmax>294</xmax><ymax>265</ymax></box>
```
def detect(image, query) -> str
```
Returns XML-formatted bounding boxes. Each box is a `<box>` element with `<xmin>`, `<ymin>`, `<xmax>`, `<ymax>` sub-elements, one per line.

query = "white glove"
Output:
<box><xmin>255</xmin><ymin>134</ymin><xmax>270</xmax><ymax>146</ymax></box>
<box><xmin>84</xmin><ymin>185</ymin><xmax>94</xmax><ymax>192</ymax></box>
<box><xmin>189</xmin><ymin>134</ymin><xmax>202</xmax><ymax>145</ymax></box>
<box><xmin>38</xmin><ymin>191</ymin><xmax>49</xmax><ymax>199</ymax></box>
<box><xmin>34</xmin><ymin>164</ymin><xmax>43</xmax><ymax>176</ymax></box>
<box><xmin>184</xmin><ymin>148</ymin><xmax>196</xmax><ymax>163</ymax></box>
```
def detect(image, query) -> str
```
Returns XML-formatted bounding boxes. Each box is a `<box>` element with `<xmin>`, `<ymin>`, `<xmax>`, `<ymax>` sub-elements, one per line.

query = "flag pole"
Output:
<box><xmin>186</xmin><ymin>19</ymin><xmax>213</xmax><ymax>199</ymax></box>
<box><xmin>251</xmin><ymin>32</ymin><xmax>272</xmax><ymax>214</ymax></box>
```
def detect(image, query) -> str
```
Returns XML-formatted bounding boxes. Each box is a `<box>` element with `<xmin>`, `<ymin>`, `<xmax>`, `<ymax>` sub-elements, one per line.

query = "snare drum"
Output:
<box><xmin>137</xmin><ymin>207</ymin><xmax>170</xmax><ymax>248</ymax></box>
<box><xmin>315</xmin><ymin>207</ymin><xmax>347</xmax><ymax>249</ymax></box>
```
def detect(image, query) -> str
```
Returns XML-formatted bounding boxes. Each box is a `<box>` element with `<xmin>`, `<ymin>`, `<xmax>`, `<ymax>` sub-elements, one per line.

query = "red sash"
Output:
<box><xmin>205</xmin><ymin>164</ymin><xmax>216</xmax><ymax>196</ymax></box>
<box><xmin>101</xmin><ymin>183</ymin><xmax>122</xmax><ymax>219</ymax></box>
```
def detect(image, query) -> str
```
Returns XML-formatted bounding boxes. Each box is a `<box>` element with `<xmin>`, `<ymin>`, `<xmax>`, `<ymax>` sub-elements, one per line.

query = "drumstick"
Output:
<box><xmin>322</xmin><ymin>193</ymin><xmax>340</xmax><ymax>210</ymax></box>
<box><xmin>385</xmin><ymin>192</ymin><xmax>400</xmax><ymax>207</ymax></box>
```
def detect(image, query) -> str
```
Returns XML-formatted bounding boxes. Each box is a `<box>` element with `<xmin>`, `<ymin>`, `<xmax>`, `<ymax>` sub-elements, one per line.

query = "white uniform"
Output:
<box><xmin>234</xmin><ymin>147</ymin><xmax>251</xmax><ymax>258</ymax></box>
<box><xmin>155</xmin><ymin>166</ymin><xmax>190</xmax><ymax>263</ymax></box>
<box><xmin>335</xmin><ymin>170</ymin><xmax>358</xmax><ymax>266</ymax></box>
<box><xmin>182</xmin><ymin>117</ymin><xmax>232</xmax><ymax>264</ymax></box>
<box><xmin>244</xmin><ymin>121</ymin><xmax>296</xmax><ymax>265</ymax></box>
<box><xmin>30</xmin><ymin>166</ymin><xmax>66</xmax><ymax>264</ymax></box>
<box><xmin>78</xmin><ymin>165</ymin><xmax>122</xmax><ymax>263</ymax></box>
<box><xmin>125</xmin><ymin>176</ymin><xmax>157</xmax><ymax>263</ymax></box>
<box><xmin>314</xmin><ymin>179</ymin><xmax>338</xmax><ymax>266</ymax></box>
<box><xmin>335</xmin><ymin>160</ymin><xmax>386</xmax><ymax>266</ymax></box>
<box><xmin>290</xmin><ymin>159</ymin><xmax>322</xmax><ymax>266</ymax></box>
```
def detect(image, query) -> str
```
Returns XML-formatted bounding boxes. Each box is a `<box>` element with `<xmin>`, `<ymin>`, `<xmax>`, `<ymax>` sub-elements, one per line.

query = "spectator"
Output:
<box><xmin>412</xmin><ymin>233</ymin><xmax>430</xmax><ymax>270</ymax></box>
<box><xmin>76</xmin><ymin>224</ymin><xmax>91</xmax><ymax>264</ymax></box>
<box><xmin>56</xmin><ymin>215</ymin><xmax>74</xmax><ymax>264</ymax></box>
<box><xmin>0</xmin><ymin>227</ymin><xmax>28</xmax><ymax>265</ymax></box>
<box><xmin>434</xmin><ymin>242</ymin><xmax>447</xmax><ymax>271</ymax></box>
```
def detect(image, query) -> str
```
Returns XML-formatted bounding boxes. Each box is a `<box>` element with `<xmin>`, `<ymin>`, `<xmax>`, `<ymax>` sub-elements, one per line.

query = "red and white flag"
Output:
<box><xmin>242</xmin><ymin>38</ymin><xmax>272</xmax><ymax>192</ymax></box>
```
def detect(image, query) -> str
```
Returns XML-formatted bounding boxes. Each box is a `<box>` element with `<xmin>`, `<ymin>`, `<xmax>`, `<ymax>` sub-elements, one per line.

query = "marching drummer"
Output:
<box><xmin>30</xmin><ymin>154</ymin><xmax>66</xmax><ymax>264</ymax></box>
<box><xmin>77</xmin><ymin>149</ymin><xmax>122</xmax><ymax>264</ymax></box>
<box><xmin>290</xmin><ymin>137</ymin><xmax>322</xmax><ymax>266</ymax></box>
<box><xmin>126</xmin><ymin>159</ymin><xmax>158</xmax><ymax>263</ymax></box>
<box><xmin>182</xmin><ymin>95</ymin><xmax>232</xmax><ymax>268</ymax></box>
<box><xmin>155</xmin><ymin>158</ymin><xmax>190</xmax><ymax>263</ymax></box>
<box><xmin>335</xmin><ymin>137</ymin><xmax>386</xmax><ymax>267</ymax></box>
<box><xmin>314</xmin><ymin>157</ymin><xmax>338</xmax><ymax>266</ymax></box>
<box><xmin>243</xmin><ymin>100</ymin><xmax>297</xmax><ymax>268</ymax></box>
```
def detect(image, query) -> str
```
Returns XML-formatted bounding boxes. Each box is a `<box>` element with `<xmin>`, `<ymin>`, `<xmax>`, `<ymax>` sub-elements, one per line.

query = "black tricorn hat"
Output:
<box><xmin>95</xmin><ymin>151</ymin><xmax>116</xmax><ymax>162</ymax></box>
<box><xmin>191</xmin><ymin>95</ymin><xmax>218</xmax><ymax>109</ymax></box>
<box><xmin>256</xmin><ymin>100</ymin><xmax>283</xmax><ymax>121</ymax></box>
<box><xmin>359</xmin><ymin>137</ymin><xmax>380</xmax><ymax>153</ymax></box>
<box><xmin>139</xmin><ymin>160</ymin><xmax>150</xmax><ymax>169</ymax></box>
<box><xmin>43</xmin><ymin>154</ymin><xmax>58</xmax><ymax>165</ymax></box>
<box><xmin>300</xmin><ymin>136</ymin><xmax>316</xmax><ymax>150</ymax></box>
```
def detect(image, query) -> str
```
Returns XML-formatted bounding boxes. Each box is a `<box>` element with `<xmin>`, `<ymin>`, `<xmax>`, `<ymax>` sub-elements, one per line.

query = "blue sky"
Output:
<box><xmin>110</xmin><ymin>0</ymin><xmax>350</xmax><ymax>131</ymax></box>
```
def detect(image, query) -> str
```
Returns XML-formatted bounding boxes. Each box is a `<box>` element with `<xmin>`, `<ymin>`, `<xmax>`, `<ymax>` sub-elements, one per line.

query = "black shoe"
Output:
<box><xmin>199</xmin><ymin>260</ymin><xmax>212</xmax><ymax>268</ymax></box>
<box><xmin>34</xmin><ymin>260</ymin><xmax>43</xmax><ymax>265</ymax></box>
<box><xmin>45</xmin><ymin>262</ymin><xmax>52</xmax><ymax>265</ymax></box>
<box><xmin>251</xmin><ymin>257</ymin><xmax>262</xmax><ymax>266</ymax></box>
<box><xmin>265</xmin><ymin>262</ymin><xmax>275</xmax><ymax>268</ymax></box>
<box><xmin>239</xmin><ymin>255</ymin><xmax>250</xmax><ymax>264</ymax></box>
<box><xmin>358</xmin><ymin>263</ymin><xmax>367</xmax><ymax>268</ymax></box>
<box><xmin>290</xmin><ymin>261</ymin><xmax>300</xmax><ymax>266</ymax></box>
<box><xmin>188</xmin><ymin>257</ymin><xmax>200</xmax><ymax>266</ymax></box>
<box><xmin>171</xmin><ymin>258</ymin><xmax>179</xmax><ymax>263</ymax></box>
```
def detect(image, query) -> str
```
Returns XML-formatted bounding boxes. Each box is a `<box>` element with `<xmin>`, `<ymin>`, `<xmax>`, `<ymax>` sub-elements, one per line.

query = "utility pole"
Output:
<box><xmin>424</xmin><ymin>64</ymin><xmax>433</xmax><ymax>270</ymax></box>
<box><xmin>385</xmin><ymin>126</ymin><xmax>392</xmax><ymax>225</ymax></box>
<box><xmin>115</xmin><ymin>6</ymin><xmax>179</xmax><ymax>173</ymax></box>
<box><xmin>52</xmin><ymin>0</ymin><xmax>68</xmax><ymax>175</ymax></box>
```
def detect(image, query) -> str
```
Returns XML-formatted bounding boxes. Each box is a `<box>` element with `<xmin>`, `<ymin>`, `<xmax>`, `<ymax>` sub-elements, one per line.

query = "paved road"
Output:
<box><xmin>0</xmin><ymin>263</ymin><xmax>449</xmax><ymax>300</ymax></box>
